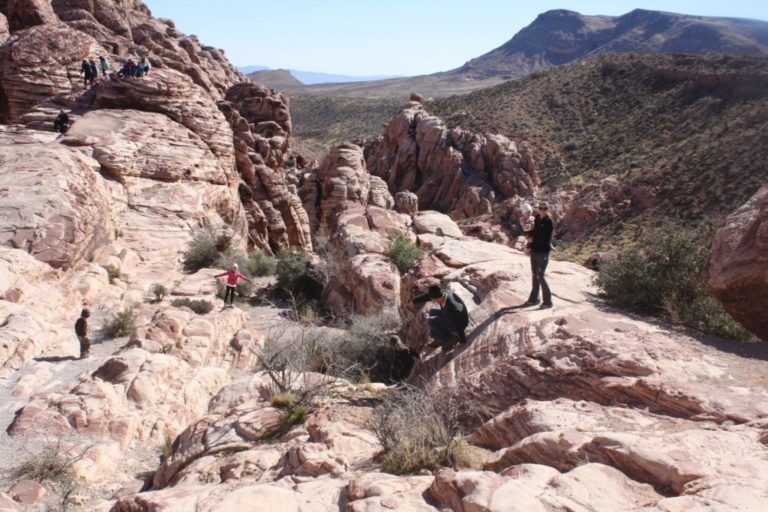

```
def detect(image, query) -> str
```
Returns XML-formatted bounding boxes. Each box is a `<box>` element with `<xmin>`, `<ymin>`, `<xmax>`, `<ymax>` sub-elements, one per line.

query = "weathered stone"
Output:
<box><xmin>708</xmin><ymin>184</ymin><xmax>768</xmax><ymax>340</ymax></box>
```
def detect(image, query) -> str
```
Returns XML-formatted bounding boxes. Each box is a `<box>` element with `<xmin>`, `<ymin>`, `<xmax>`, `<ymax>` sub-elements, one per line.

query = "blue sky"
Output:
<box><xmin>143</xmin><ymin>1</ymin><xmax>768</xmax><ymax>76</ymax></box>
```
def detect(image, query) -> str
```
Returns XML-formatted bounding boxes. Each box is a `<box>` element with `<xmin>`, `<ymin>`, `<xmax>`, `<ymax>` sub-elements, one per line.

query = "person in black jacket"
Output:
<box><xmin>413</xmin><ymin>285</ymin><xmax>469</xmax><ymax>349</ymax></box>
<box><xmin>524</xmin><ymin>202</ymin><xmax>554</xmax><ymax>309</ymax></box>
<box><xmin>53</xmin><ymin>110</ymin><xmax>70</xmax><ymax>134</ymax></box>
<box><xmin>75</xmin><ymin>309</ymin><xmax>91</xmax><ymax>359</ymax></box>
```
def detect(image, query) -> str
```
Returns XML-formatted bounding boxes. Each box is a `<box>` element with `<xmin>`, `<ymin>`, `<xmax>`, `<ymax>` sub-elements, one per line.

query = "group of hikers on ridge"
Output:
<box><xmin>80</xmin><ymin>55</ymin><xmax>151</xmax><ymax>88</ymax></box>
<box><xmin>56</xmin><ymin>55</ymin><xmax>153</xmax><ymax>134</ymax></box>
<box><xmin>73</xmin><ymin>202</ymin><xmax>554</xmax><ymax>367</ymax></box>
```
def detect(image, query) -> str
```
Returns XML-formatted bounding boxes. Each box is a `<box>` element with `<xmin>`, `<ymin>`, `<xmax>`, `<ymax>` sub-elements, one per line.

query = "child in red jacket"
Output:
<box><xmin>215</xmin><ymin>264</ymin><xmax>250</xmax><ymax>307</ymax></box>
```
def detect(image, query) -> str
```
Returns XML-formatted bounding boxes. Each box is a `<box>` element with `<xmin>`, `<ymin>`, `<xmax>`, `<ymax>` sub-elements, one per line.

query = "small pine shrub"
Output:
<box><xmin>151</xmin><ymin>283</ymin><xmax>168</xmax><ymax>302</ymax></box>
<box><xmin>159</xmin><ymin>434</ymin><xmax>174</xmax><ymax>462</ymax></box>
<box><xmin>101</xmin><ymin>308</ymin><xmax>136</xmax><ymax>339</ymax></box>
<box><xmin>171</xmin><ymin>298</ymin><xmax>214</xmax><ymax>315</ymax></box>
<box><xmin>384</xmin><ymin>234</ymin><xmax>423</xmax><ymax>274</ymax></box>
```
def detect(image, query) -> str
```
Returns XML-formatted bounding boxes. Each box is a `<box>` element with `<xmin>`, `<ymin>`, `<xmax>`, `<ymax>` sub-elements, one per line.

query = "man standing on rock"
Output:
<box><xmin>413</xmin><ymin>285</ymin><xmax>469</xmax><ymax>350</ymax></box>
<box><xmin>75</xmin><ymin>309</ymin><xmax>91</xmax><ymax>359</ymax></box>
<box><xmin>525</xmin><ymin>202</ymin><xmax>554</xmax><ymax>309</ymax></box>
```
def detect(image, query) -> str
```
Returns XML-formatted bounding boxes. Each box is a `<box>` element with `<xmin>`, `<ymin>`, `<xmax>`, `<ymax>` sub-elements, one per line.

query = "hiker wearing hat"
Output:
<box><xmin>524</xmin><ymin>201</ymin><xmax>554</xmax><ymax>309</ymax></box>
<box><xmin>412</xmin><ymin>285</ymin><xmax>469</xmax><ymax>350</ymax></box>
<box><xmin>215</xmin><ymin>263</ymin><xmax>250</xmax><ymax>307</ymax></box>
<box><xmin>75</xmin><ymin>309</ymin><xmax>91</xmax><ymax>359</ymax></box>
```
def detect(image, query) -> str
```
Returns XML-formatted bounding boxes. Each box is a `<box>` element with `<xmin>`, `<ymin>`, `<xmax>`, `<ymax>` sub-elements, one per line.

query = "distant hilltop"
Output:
<box><xmin>253</xmin><ymin>8</ymin><xmax>768</xmax><ymax>98</ymax></box>
<box><xmin>240</xmin><ymin>66</ymin><xmax>402</xmax><ymax>86</ymax></box>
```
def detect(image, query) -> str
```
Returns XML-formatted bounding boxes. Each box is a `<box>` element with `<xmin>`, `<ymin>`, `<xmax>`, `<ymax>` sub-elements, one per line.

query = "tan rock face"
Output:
<box><xmin>708</xmin><ymin>184</ymin><xmax>768</xmax><ymax>340</ymax></box>
<box><xmin>366</xmin><ymin>102</ymin><xmax>538</xmax><ymax>219</ymax></box>
<box><xmin>0</xmin><ymin>13</ymin><xmax>9</xmax><ymax>44</ymax></box>
<box><xmin>219</xmin><ymin>83</ymin><xmax>311</xmax><ymax>254</ymax></box>
<box><xmin>301</xmin><ymin>143</ymin><xmax>410</xmax><ymax>315</ymax></box>
<box><xmin>5</xmin><ymin>0</ymin><xmax>58</xmax><ymax>32</ymax></box>
<box><xmin>0</xmin><ymin>130</ymin><xmax>112</xmax><ymax>268</ymax></box>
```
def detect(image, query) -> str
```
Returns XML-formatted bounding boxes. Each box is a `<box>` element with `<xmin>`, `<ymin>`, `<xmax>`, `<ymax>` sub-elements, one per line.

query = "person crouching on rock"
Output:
<box><xmin>216</xmin><ymin>263</ymin><xmax>250</xmax><ymax>308</ymax></box>
<box><xmin>75</xmin><ymin>309</ymin><xmax>91</xmax><ymax>359</ymax></box>
<box><xmin>412</xmin><ymin>285</ymin><xmax>469</xmax><ymax>351</ymax></box>
<box><xmin>53</xmin><ymin>110</ymin><xmax>70</xmax><ymax>134</ymax></box>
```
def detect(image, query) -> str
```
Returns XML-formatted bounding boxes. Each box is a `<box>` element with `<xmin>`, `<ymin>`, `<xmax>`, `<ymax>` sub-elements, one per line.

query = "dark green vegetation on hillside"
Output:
<box><xmin>428</xmin><ymin>53</ymin><xmax>768</xmax><ymax>260</ymax></box>
<box><xmin>290</xmin><ymin>95</ymin><xmax>403</xmax><ymax>153</ymax></box>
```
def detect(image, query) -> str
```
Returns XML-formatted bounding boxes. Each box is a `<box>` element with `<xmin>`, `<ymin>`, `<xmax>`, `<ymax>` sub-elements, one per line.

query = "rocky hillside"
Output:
<box><xmin>1</xmin><ymin>1</ymin><xmax>768</xmax><ymax>511</ymax></box>
<box><xmin>461</xmin><ymin>8</ymin><xmax>768</xmax><ymax>79</ymax></box>
<box><xmin>282</xmin><ymin>8</ymin><xmax>768</xmax><ymax>98</ymax></box>
<box><xmin>428</xmin><ymin>52</ymin><xmax>768</xmax><ymax>259</ymax></box>
<box><xmin>246</xmin><ymin>68</ymin><xmax>304</xmax><ymax>91</ymax></box>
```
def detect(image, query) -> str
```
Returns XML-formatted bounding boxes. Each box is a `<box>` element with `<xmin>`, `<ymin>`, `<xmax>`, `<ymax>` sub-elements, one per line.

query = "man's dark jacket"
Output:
<box><xmin>413</xmin><ymin>290</ymin><xmax>469</xmax><ymax>334</ymax></box>
<box><xmin>531</xmin><ymin>214</ymin><xmax>554</xmax><ymax>253</ymax></box>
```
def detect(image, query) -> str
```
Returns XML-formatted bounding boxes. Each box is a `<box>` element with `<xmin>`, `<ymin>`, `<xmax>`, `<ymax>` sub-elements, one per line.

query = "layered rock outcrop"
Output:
<box><xmin>708</xmin><ymin>184</ymin><xmax>768</xmax><ymax>340</ymax></box>
<box><xmin>301</xmin><ymin>143</ymin><xmax>405</xmax><ymax>314</ymax></box>
<box><xmin>366</xmin><ymin>101</ymin><xmax>537</xmax><ymax>219</ymax></box>
<box><xmin>0</xmin><ymin>0</ymin><xmax>242</xmax><ymax>123</ymax></box>
<box><xmin>219</xmin><ymin>82</ymin><xmax>311</xmax><ymax>253</ymax></box>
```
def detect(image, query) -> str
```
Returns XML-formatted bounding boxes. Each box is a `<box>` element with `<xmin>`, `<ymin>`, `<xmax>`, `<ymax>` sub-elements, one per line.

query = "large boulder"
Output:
<box><xmin>708</xmin><ymin>184</ymin><xmax>768</xmax><ymax>340</ymax></box>
<box><xmin>0</xmin><ymin>128</ymin><xmax>112</xmax><ymax>268</ymax></box>
<box><xmin>366</xmin><ymin>102</ymin><xmax>537</xmax><ymax>219</ymax></box>
<box><xmin>5</xmin><ymin>0</ymin><xmax>58</xmax><ymax>32</ymax></box>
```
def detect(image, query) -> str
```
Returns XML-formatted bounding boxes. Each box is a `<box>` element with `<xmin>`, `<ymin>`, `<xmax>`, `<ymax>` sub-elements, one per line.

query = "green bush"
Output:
<box><xmin>171</xmin><ymin>298</ymin><xmax>214</xmax><ymax>315</ymax></box>
<box><xmin>384</xmin><ymin>234</ymin><xmax>423</xmax><ymax>273</ymax></box>
<box><xmin>247</xmin><ymin>251</ymin><xmax>277</xmax><ymax>277</ymax></box>
<box><xmin>277</xmin><ymin>248</ymin><xmax>311</xmax><ymax>292</ymax></box>
<box><xmin>151</xmin><ymin>283</ymin><xmax>168</xmax><ymax>302</ymax></box>
<box><xmin>101</xmin><ymin>308</ymin><xmax>136</xmax><ymax>339</ymax></box>
<box><xmin>183</xmin><ymin>230</ymin><xmax>221</xmax><ymax>272</ymax></box>
<box><xmin>595</xmin><ymin>228</ymin><xmax>751</xmax><ymax>340</ymax></box>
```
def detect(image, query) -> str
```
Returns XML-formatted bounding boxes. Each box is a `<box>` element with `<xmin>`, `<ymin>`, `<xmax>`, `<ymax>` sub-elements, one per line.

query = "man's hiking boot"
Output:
<box><xmin>523</xmin><ymin>299</ymin><xmax>539</xmax><ymax>306</ymax></box>
<box><xmin>539</xmin><ymin>302</ymin><xmax>553</xmax><ymax>310</ymax></box>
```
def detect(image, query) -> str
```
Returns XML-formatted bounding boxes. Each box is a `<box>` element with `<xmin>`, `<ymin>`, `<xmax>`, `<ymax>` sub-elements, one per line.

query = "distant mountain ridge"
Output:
<box><xmin>267</xmin><ymin>8</ymin><xmax>768</xmax><ymax>98</ymax></box>
<box><xmin>240</xmin><ymin>66</ymin><xmax>401</xmax><ymax>86</ymax></box>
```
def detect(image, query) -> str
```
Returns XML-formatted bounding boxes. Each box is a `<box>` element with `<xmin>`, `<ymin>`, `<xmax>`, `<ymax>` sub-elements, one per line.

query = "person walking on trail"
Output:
<box><xmin>215</xmin><ymin>264</ymin><xmax>250</xmax><ymax>307</ymax></box>
<box><xmin>53</xmin><ymin>110</ymin><xmax>70</xmax><ymax>134</ymax></box>
<box><xmin>524</xmin><ymin>202</ymin><xmax>555</xmax><ymax>309</ymax></box>
<box><xmin>99</xmin><ymin>56</ymin><xmax>110</xmax><ymax>78</ymax></box>
<box><xmin>412</xmin><ymin>285</ymin><xmax>469</xmax><ymax>350</ymax></box>
<box><xmin>75</xmin><ymin>309</ymin><xmax>91</xmax><ymax>359</ymax></box>
<box><xmin>80</xmin><ymin>59</ymin><xmax>92</xmax><ymax>87</ymax></box>
<box><xmin>89</xmin><ymin>60</ymin><xmax>99</xmax><ymax>84</ymax></box>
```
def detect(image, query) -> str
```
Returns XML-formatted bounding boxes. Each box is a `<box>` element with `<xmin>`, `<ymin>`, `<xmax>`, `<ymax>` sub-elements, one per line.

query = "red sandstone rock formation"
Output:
<box><xmin>219</xmin><ymin>82</ymin><xmax>311</xmax><ymax>254</ymax></box>
<box><xmin>708</xmin><ymin>184</ymin><xmax>768</xmax><ymax>340</ymax></box>
<box><xmin>366</xmin><ymin>102</ymin><xmax>538</xmax><ymax>219</ymax></box>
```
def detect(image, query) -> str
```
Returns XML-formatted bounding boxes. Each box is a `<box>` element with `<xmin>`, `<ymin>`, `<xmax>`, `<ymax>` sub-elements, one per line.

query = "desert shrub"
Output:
<box><xmin>159</xmin><ymin>434</ymin><xmax>174</xmax><ymax>462</ymax></box>
<box><xmin>183</xmin><ymin>229</ymin><xmax>221</xmax><ymax>272</ymax></box>
<box><xmin>151</xmin><ymin>283</ymin><xmax>168</xmax><ymax>302</ymax></box>
<box><xmin>595</xmin><ymin>227</ymin><xmax>751</xmax><ymax>340</ymax></box>
<box><xmin>369</xmin><ymin>386</ymin><xmax>485</xmax><ymax>475</ymax></box>
<box><xmin>103</xmin><ymin>264</ymin><xmax>121</xmax><ymax>284</ymax></box>
<box><xmin>276</xmin><ymin>248</ymin><xmax>311</xmax><ymax>292</ymax></box>
<box><xmin>101</xmin><ymin>308</ymin><xmax>136</xmax><ymax>339</ymax></box>
<box><xmin>270</xmin><ymin>391</ymin><xmax>296</xmax><ymax>408</ymax></box>
<box><xmin>10</xmin><ymin>436</ymin><xmax>91</xmax><ymax>508</ymax></box>
<box><xmin>321</xmin><ymin>310</ymin><xmax>403</xmax><ymax>381</ymax></box>
<box><xmin>385</xmin><ymin>234</ymin><xmax>423</xmax><ymax>273</ymax></box>
<box><xmin>171</xmin><ymin>298</ymin><xmax>213</xmax><ymax>315</ymax></box>
<box><xmin>247</xmin><ymin>251</ymin><xmax>277</xmax><ymax>277</ymax></box>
